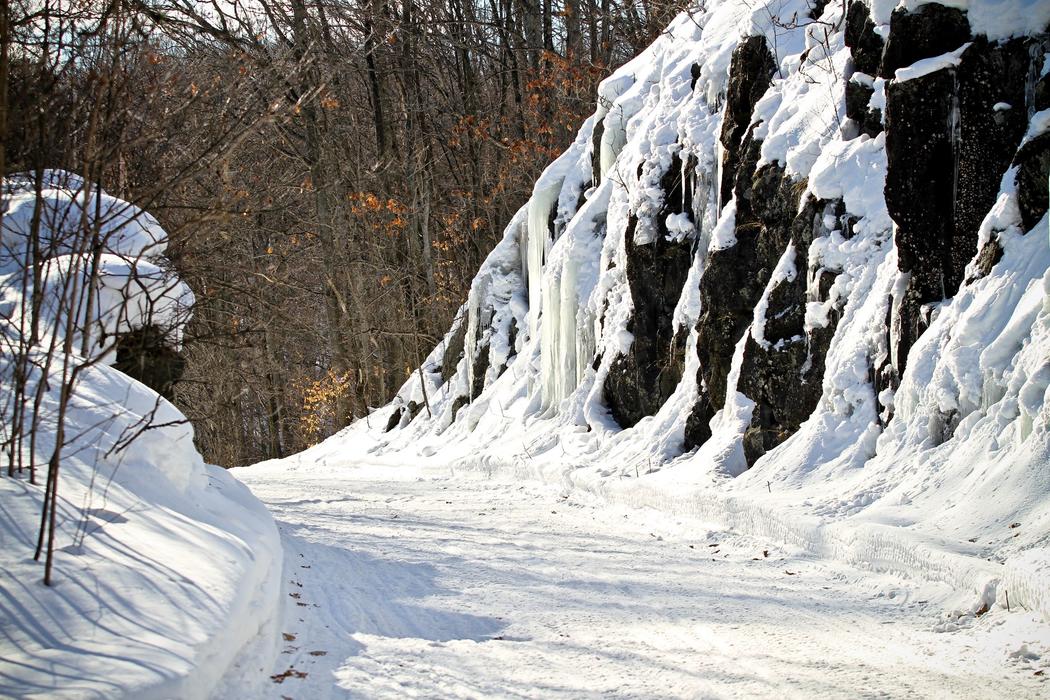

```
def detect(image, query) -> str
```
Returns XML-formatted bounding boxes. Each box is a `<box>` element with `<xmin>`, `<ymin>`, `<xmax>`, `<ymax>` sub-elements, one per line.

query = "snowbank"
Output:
<box><xmin>0</xmin><ymin>173</ymin><xmax>283</xmax><ymax>698</ymax></box>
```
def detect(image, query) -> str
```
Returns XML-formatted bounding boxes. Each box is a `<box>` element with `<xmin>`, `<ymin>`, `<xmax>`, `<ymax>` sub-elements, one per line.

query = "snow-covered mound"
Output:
<box><xmin>0</xmin><ymin>173</ymin><xmax>282</xmax><ymax>698</ymax></box>
<box><xmin>322</xmin><ymin>0</ymin><xmax>1050</xmax><ymax>621</ymax></box>
<box><xmin>0</xmin><ymin>170</ymin><xmax>193</xmax><ymax>357</ymax></box>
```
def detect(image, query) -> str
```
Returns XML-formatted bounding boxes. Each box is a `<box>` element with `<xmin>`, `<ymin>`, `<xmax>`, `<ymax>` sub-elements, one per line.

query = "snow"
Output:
<box><xmin>709</xmin><ymin>199</ymin><xmax>738</xmax><ymax>250</ymax></box>
<box><xmin>0</xmin><ymin>171</ymin><xmax>194</xmax><ymax>360</ymax></box>
<box><xmin>894</xmin><ymin>43</ymin><xmax>972</xmax><ymax>83</ymax></box>
<box><xmin>756</xmin><ymin>15</ymin><xmax>850</xmax><ymax>179</ymax></box>
<box><xmin>0</xmin><ymin>173</ymin><xmax>282</xmax><ymax>699</ymax></box>
<box><xmin>229</xmin><ymin>456</ymin><xmax>1050</xmax><ymax>698</ymax></box>
<box><xmin>1</xmin><ymin>171</ymin><xmax>169</xmax><ymax>265</ymax></box>
<box><xmin>0</xmin><ymin>370</ymin><xmax>283</xmax><ymax>698</ymax></box>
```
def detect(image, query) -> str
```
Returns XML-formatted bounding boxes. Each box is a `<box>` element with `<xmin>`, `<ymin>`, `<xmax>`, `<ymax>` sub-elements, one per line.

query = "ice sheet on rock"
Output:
<box><xmin>540</xmin><ymin>184</ymin><xmax>610</xmax><ymax>409</ymax></box>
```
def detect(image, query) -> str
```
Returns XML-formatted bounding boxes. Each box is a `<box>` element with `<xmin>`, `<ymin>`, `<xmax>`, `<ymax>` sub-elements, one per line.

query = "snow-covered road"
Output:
<box><xmin>232</xmin><ymin>460</ymin><xmax>1049</xmax><ymax>699</ymax></box>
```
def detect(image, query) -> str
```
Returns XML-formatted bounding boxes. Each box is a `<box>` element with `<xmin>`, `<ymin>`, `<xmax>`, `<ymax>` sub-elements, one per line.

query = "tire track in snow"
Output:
<box><xmin>231</xmin><ymin>462</ymin><xmax>1049</xmax><ymax>699</ymax></box>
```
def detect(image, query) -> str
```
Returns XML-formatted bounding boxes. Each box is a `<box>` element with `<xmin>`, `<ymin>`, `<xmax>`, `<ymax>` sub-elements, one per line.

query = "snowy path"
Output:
<box><xmin>232</xmin><ymin>461</ymin><xmax>1048</xmax><ymax>699</ymax></box>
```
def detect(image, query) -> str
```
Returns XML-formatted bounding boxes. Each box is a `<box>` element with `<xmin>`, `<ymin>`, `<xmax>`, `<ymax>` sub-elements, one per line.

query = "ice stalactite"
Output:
<box><xmin>525</xmin><ymin>177</ymin><xmax>564</xmax><ymax>334</ymax></box>
<box><xmin>539</xmin><ymin>185</ymin><xmax>611</xmax><ymax>409</ymax></box>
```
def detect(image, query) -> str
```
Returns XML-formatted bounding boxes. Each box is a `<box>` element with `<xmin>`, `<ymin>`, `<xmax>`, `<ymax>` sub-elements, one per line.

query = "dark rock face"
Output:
<box><xmin>495</xmin><ymin>318</ymin><xmax>519</xmax><ymax>378</ymax></box>
<box><xmin>441</xmin><ymin>319</ymin><xmax>468</xmax><ymax>384</ymax></box>
<box><xmin>969</xmin><ymin>236</ymin><xmax>1004</xmax><ymax>283</ymax></box>
<box><xmin>885</xmin><ymin>35</ymin><xmax>1031</xmax><ymax>373</ymax></box>
<box><xmin>845</xmin><ymin>79</ymin><xmax>883</xmax><ymax>138</ymax></box>
<box><xmin>843</xmin><ymin>2</ymin><xmax>886</xmax><ymax>139</ymax></box>
<box><xmin>718</xmin><ymin>36</ymin><xmax>776</xmax><ymax>206</ymax></box>
<box><xmin>604</xmin><ymin>153</ymin><xmax>696</xmax><ymax>428</ymax></box>
<box><xmin>690</xmin><ymin>63</ymin><xmax>703</xmax><ymax>91</ymax></box>
<box><xmin>685</xmin><ymin>128</ymin><xmax>760</xmax><ymax>450</ymax></box>
<box><xmin>879</xmin><ymin>3</ymin><xmax>971</xmax><ymax>78</ymax></box>
<box><xmin>384</xmin><ymin>400</ymin><xmax>423</xmax><ymax>432</ymax></box>
<box><xmin>1015</xmin><ymin>132</ymin><xmax>1050</xmax><ymax>232</ymax></box>
<box><xmin>736</xmin><ymin>198</ymin><xmax>845</xmax><ymax>466</ymax></box>
<box><xmin>884</xmin><ymin>68</ymin><xmax>956</xmax><ymax>372</ymax></box>
<box><xmin>113</xmin><ymin>326</ymin><xmax>186</xmax><ymax>400</ymax></box>
<box><xmin>591</xmin><ymin>116</ymin><xmax>606</xmax><ymax>185</ymax></box>
<box><xmin>845</xmin><ymin>0</ymin><xmax>884</xmax><ymax>77</ymax></box>
<box><xmin>449</xmin><ymin>395</ymin><xmax>469</xmax><ymax>417</ymax></box>
<box><xmin>695</xmin><ymin>137</ymin><xmax>798</xmax><ymax>413</ymax></box>
<box><xmin>470</xmin><ymin>336</ymin><xmax>490</xmax><ymax>400</ymax></box>
<box><xmin>1035</xmin><ymin>50</ymin><xmax>1050</xmax><ymax>112</ymax></box>
<box><xmin>683</xmin><ymin>386</ymin><xmax>717</xmax><ymax>450</ymax></box>
<box><xmin>954</xmin><ymin>39</ymin><xmax>1031</xmax><ymax>245</ymax></box>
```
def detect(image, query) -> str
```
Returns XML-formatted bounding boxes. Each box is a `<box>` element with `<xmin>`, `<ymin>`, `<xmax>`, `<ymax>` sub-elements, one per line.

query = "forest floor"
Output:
<box><xmin>231</xmin><ymin>459</ymin><xmax>1050</xmax><ymax>699</ymax></box>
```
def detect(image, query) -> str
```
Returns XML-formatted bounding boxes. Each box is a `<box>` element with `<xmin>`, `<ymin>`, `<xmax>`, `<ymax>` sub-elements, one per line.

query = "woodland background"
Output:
<box><xmin>4</xmin><ymin>0</ymin><xmax>683</xmax><ymax>465</ymax></box>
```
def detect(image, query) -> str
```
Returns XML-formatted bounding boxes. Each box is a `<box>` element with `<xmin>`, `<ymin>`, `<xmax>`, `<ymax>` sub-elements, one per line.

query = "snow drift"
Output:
<box><xmin>0</xmin><ymin>172</ymin><xmax>283</xmax><ymax>699</ymax></box>
<box><xmin>335</xmin><ymin>0</ymin><xmax>1050</xmax><ymax>623</ymax></box>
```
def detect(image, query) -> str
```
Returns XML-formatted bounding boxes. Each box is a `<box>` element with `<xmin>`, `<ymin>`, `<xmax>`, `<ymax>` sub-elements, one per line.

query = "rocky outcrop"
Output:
<box><xmin>384</xmin><ymin>399</ymin><xmax>422</xmax><ymax>432</ymax></box>
<box><xmin>1015</xmin><ymin>132</ymin><xmax>1050</xmax><ymax>232</ymax></box>
<box><xmin>690</xmin><ymin>131</ymin><xmax>797</xmax><ymax>449</ymax></box>
<box><xmin>681</xmin><ymin>36</ymin><xmax>781</xmax><ymax>450</ymax></box>
<box><xmin>845</xmin><ymin>0</ymin><xmax>883</xmax><ymax>76</ymax></box>
<box><xmin>737</xmin><ymin>198</ymin><xmax>846</xmax><ymax>466</ymax></box>
<box><xmin>441</xmin><ymin>319</ymin><xmax>468</xmax><ymax>384</ymax></box>
<box><xmin>113</xmin><ymin>326</ymin><xmax>186</xmax><ymax>401</ymax></box>
<box><xmin>685</xmin><ymin>3</ymin><xmax>1047</xmax><ymax>458</ymax></box>
<box><xmin>397</xmin><ymin>1</ymin><xmax>1050</xmax><ymax>481</ymax></box>
<box><xmin>604</xmin><ymin>153</ymin><xmax>696</xmax><ymax>427</ymax></box>
<box><xmin>718</xmin><ymin>37</ymin><xmax>777</xmax><ymax>206</ymax></box>
<box><xmin>885</xmin><ymin>16</ymin><xmax>1033</xmax><ymax>375</ymax></box>
<box><xmin>844</xmin><ymin>0</ymin><xmax>885</xmax><ymax>137</ymax></box>
<box><xmin>470</xmin><ymin>334</ymin><xmax>491</xmax><ymax>400</ymax></box>
<box><xmin>879</xmin><ymin>3</ymin><xmax>971</xmax><ymax>78</ymax></box>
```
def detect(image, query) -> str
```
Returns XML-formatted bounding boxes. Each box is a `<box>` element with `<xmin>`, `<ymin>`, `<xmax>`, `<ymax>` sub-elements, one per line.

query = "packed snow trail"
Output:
<box><xmin>232</xmin><ymin>459</ymin><xmax>1049</xmax><ymax>699</ymax></box>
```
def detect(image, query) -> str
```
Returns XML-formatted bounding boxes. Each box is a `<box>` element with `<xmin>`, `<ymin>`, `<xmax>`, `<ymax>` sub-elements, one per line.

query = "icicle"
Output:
<box><xmin>949</xmin><ymin>71</ymin><xmax>961</xmax><ymax>216</ymax></box>
<box><xmin>464</xmin><ymin>285</ymin><xmax>482</xmax><ymax>401</ymax></box>
<box><xmin>596</xmin><ymin>73</ymin><xmax>636</xmax><ymax>179</ymax></box>
<box><xmin>714</xmin><ymin>139</ymin><xmax>725</xmax><ymax>213</ymax></box>
<box><xmin>1024</xmin><ymin>42</ymin><xmax>1050</xmax><ymax>119</ymax></box>
<box><xmin>576</xmin><ymin>304</ymin><xmax>597</xmax><ymax>390</ymax></box>
<box><xmin>539</xmin><ymin>259</ymin><xmax>563</xmax><ymax>408</ymax></box>
<box><xmin>519</xmin><ymin>218</ymin><xmax>530</xmax><ymax>293</ymax></box>
<box><xmin>889</xmin><ymin>271</ymin><xmax>910</xmax><ymax>373</ymax></box>
<box><xmin>526</xmin><ymin>178</ymin><xmax>564</xmax><ymax>333</ymax></box>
